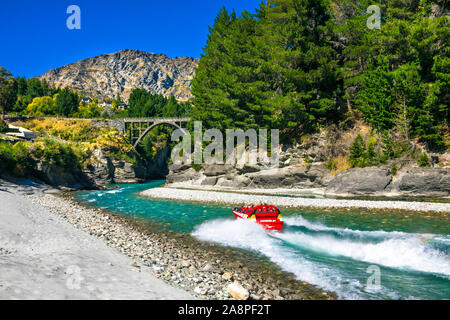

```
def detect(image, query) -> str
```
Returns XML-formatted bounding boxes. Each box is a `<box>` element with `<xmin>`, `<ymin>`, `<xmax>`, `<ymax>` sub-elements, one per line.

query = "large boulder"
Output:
<box><xmin>85</xmin><ymin>148</ymin><xmax>115</xmax><ymax>186</ymax></box>
<box><xmin>203</xmin><ymin>164</ymin><xmax>234</xmax><ymax>177</ymax></box>
<box><xmin>111</xmin><ymin>160</ymin><xmax>146</xmax><ymax>184</ymax></box>
<box><xmin>396</xmin><ymin>167</ymin><xmax>450</xmax><ymax>197</ymax></box>
<box><xmin>201</xmin><ymin>176</ymin><xmax>218</xmax><ymax>186</ymax></box>
<box><xmin>34</xmin><ymin>162</ymin><xmax>93</xmax><ymax>189</ymax></box>
<box><xmin>168</xmin><ymin>163</ymin><xmax>192</xmax><ymax>174</ymax></box>
<box><xmin>326</xmin><ymin>167</ymin><xmax>392</xmax><ymax>195</ymax></box>
<box><xmin>247</xmin><ymin>165</ymin><xmax>329</xmax><ymax>188</ymax></box>
<box><xmin>236</xmin><ymin>163</ymin><xmax>260</xmax><ymax>174</ymax></box>
<box><xmin>215</xmin><ymin>175</ymin><xmax>252</xmax><ymax>188</ymax></box>
<box><xmin>166</xmin><ymin>168</ymin><xmax>202</xmax><ymax>183</ymax></box>
<box><xmin>247</xmin><ymin>168</ymin><xmax>289</xmax><ymax>188</ymax></box>
<box><xmin>227</xmin><ymin>281</ymin><xmax>249</xmax><ymax>300</ymax></box>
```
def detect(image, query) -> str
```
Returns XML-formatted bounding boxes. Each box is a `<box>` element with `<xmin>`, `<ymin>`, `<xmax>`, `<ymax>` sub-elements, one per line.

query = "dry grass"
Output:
<box><xmin>326</xmin><ymin>155</ymin><xmax>351</xmax><ymax>175</ymax></box>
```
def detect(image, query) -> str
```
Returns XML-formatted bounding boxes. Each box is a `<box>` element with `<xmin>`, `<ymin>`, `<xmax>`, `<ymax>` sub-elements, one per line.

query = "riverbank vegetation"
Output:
<box><xmin>0</xmin><ymin>119</ymin><xmax>138</xmax><ymax>178</ymax></box>
<box><xmin>126</xmin><ymin>89</ymin><xmax>190</xmax><ymax>118</ymax></box>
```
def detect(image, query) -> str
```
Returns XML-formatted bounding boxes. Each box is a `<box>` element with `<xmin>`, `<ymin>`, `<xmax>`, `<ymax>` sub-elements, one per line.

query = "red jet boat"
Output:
<box><xmin>232</xmin><ymin>205</ymin><xmax>284</xmax><ymax>232</ymax></box>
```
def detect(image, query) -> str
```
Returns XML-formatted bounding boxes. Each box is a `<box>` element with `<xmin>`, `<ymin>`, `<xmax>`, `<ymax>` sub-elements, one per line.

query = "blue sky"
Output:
<box><xmin>0</xmin><ymin>0</ymin><xmax>262</xmax><ymax>78</ymax></box>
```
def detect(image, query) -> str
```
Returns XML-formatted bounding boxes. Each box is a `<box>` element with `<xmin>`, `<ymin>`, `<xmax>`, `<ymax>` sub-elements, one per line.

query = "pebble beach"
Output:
<box><xmin>141</xmin><ymin>186</ymin><xmax>450</xmax><ymax>213</ymax></box>
<box><xmin>0</xmin><ymin>180</ymin><xmax>334</xmax><ymax>300</ymax></box>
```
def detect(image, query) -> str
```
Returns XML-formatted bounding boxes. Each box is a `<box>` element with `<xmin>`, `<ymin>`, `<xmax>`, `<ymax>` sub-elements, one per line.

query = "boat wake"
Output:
<box><xmin>192</xmin><ymin>216</ymin><xmax>450</xmax><ymax>299</ymax></box>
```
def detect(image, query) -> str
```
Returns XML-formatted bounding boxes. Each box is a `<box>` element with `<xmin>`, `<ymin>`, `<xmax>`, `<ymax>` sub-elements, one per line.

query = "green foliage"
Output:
<box><xmin>112</xmin><ymin>92</ymin><xmax>122</xmax><ymax>110</ymax></box>
<box><xmin>26</xmin><ymin>96</ymin><xmax>56</xmax><ymax>117</ymax></box>
<box><xmin>349</xmin><ymin>134</ymin><xmax>366</xmax><ymax>167</ymax></box>
<box><xmin>55</xmin><ymin>88</ymin><xmax>80</xmax><ymax>116</ymax></box>
<box><xmin>36</xmin><ymin>137</ymin><xmax>80</xmax><ymax>169</ymax></box>
<box><xmin>191</xmin><ymin>2</ymin><xmax>341</xmax><ymax>139</ymax></box>
<box><xmin>13</xmin><ymin>95</ymin><xmax>32</xmax><ymax>113</ymax></box>
<box><xmin>190</xmin><ymin>0</ymin><xmax>448</xmax><ymax>149</ymax></box>
<box><xmin>0</xmin><ymin>141</ymin><xmax>15</xmax><ymax>172</ymax></box>
<box><xmin>75</xmin><ymin>101</ymin><xmax>103</xmax><ymax>118</ymax></box>
<box><xmin>390</xmin><ymin>164</ymin><xmax>398</xmax><ymax>176</ymax></box>
<box><xmin>15</xmin><ymin>77</ymin><xmax>27</xmax><ymax>96</ymax></box>
<box><xmin>140</xmin><ymin>135</ymin><xmax>158</xmax><ymax>161</ymax></box>
<box><xmin>349</xmin><ymin>132</ymin><xmax>409</xmax><ymax>168</ymax></box>
<box><xmin>355</xmin><ymin>60</ymin><xmax>395</xmax><ymax>130</ymax></box>
<box><xmin>137</xmin><ymin>126</ymin><xmax>171</xmax><ymax>162</ymax></box>
<box><xmin>127</xmin><ymin>89</ymin><xmax>189</xmax><ymax>118</ymax></box>
<box><xmin>0</xmin><ymin>118</ymin><xmax>8</xmax><ymax>133</ymax></box>
<box><xmin>0</xmin><ymin>141</ymin><xmax>33</xmax><ymax>176</ymax></box>
<box><xmin>418</xmin><ymin>152</ymin><xmax>431</xmax><ymax>167</ymax></box>
<box><xmin>26</xmin><ymin>78</ymin><xmax>44</xmax><ymax>99</ymax></box>
<box><xmin>304</xmin><ymin>154</ymin><xmax>313</xmax><ymax>168</ymax></box>
<box><xmin>0</xmin><ymin>67</ymin><xmax>17</xmax><ymax>117</ymax></box>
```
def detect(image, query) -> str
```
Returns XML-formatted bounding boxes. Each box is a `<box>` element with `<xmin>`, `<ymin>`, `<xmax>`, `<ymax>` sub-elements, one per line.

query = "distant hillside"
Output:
<box><xmin>40</xmin><ymin>49</ymin><xmax>199</xmax><ymax>102</ymax></box>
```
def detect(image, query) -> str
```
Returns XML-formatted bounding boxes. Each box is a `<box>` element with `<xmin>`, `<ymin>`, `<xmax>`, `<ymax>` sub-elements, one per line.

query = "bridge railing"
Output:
<box><xmin>123</xmin><ymin>117</ymin><xmax>191</xmax><ymax>122</ymax></box>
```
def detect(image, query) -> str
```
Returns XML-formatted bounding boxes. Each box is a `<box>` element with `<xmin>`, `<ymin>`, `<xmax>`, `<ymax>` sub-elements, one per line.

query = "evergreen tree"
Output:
<box><xmin>55</xmin><ymin>88</ymin><xmax>80</xmax><ymax>116</ymax></box>
<box><xmin>349</xmin><ymin>134</ymin><xmax>365</xmax><ymax>167</ymax></box>
<box><xmin>0</xmin><ymin>67</ymin><xmax>17</xmax><ymax>119</ymax></box>
<box><xmin>15</xmin><ymin>77</ymin><xmax>27</xmax><ymax>96</ymax></box>
<box><xmin>26</xmin><ymin>78</ymin><xmax>44</xmax><ymax>99</ymax></box>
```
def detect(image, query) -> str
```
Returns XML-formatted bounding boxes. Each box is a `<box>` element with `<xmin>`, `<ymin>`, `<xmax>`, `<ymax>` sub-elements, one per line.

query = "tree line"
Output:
<box><xmin>190</xmin><ymin>0</ymin><xmax>449</xmax><ymax>150</ymax></box>
<box><xmin>0</xmin><ymin>68</ymin><xmax>189</xmax><ymax>120</ymax></box>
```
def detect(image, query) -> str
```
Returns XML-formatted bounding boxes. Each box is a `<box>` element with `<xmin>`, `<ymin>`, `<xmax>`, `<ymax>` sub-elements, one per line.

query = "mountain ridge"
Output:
<box><xmin>39</xmin><ymin>49</ymin><xmax>199</xmax><ymax>102</ymax></box>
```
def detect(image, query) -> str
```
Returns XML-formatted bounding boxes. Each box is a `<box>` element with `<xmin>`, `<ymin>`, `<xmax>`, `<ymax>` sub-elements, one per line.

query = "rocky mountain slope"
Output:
<box><xmin>40</xmin><ymin>49</ymin><xmax>198</xmax><ymax>101</ymax></box>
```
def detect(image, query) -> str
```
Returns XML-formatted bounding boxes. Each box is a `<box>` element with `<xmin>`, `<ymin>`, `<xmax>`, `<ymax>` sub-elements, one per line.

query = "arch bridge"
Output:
<box><xmin>121</xmin><ymin>117</ymin><xmax>191</xmax><ymax>148</ymax></box>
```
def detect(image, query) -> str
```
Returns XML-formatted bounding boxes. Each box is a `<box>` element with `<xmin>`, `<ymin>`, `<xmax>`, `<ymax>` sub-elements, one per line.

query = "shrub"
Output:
<box><xmin>0</xmin><ymin>141</ymin><xmax>32</xmax><ymax>176</ymax></box>
<box><xmin>349</xmin><ymin>134</ymin><xmax>366</xmax><ymax>167</ymax></box>
<box><xmin>0</xmin><ymin>119</ymin><xmax>8</xmax><ymax>133</ymax></box>
<box><xmin>0</xmin><ymin>141</ymin><xmax>15</xmax><ymax>172</ymax></box>
<box><xmin>38</xmin><ymin>137</ymin><xmax>80</xmax><ymax>169</ymax></box>
<box><xmin>325</xmin><ymin>155</ymin><xmax>351</xmax><ymax>175</ymax></box>
<box><xmin>23</xmin><ymin>119</ymin><xmax>106</xmax><ymax>142</ymax></box>
<box><xmin>390</xmin><ymin>164</ymin><xmax>398</xmax><ymax>176</ymax></box>
<box><xmin>12</xmin><ymin>142</ymin><xmax>32</xmax><ymax>175</ymax></box>
<box><xmin>304</xmin><ymin>154</ymin><xmax>312</xmax><ymax>168</ymax></box>
<box><xmin>418</xmin><ymin>153</ymin><xmax>431</xmax><ymax>167</ymax></box>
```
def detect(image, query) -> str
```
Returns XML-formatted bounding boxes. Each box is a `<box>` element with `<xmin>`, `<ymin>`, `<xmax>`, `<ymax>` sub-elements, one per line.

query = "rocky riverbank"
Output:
<box><xmin>167</xmin><ymin>163</ymin><xmax>450</xmax><ymax>200</ymax></box>
<box><xmin>0</xmin><ymin>180</ymin><xmax>193</xmax><ymax>300</ymax></box>
<box><xmin>1</xmin><ymin>179</ymin><xmax>334</xmax><ymax>300</ymax></box>
<box><xmin>166</xmin><ymin>125</ymin><xmax>450</xmax><ymax>200</ymax></box>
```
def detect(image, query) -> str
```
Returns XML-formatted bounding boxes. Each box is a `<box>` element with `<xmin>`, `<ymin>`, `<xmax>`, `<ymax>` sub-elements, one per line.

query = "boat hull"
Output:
<box><xmin>232</xmin><ymin>205</ymin><xmax>284</xmax><ymax>232</ymax></box>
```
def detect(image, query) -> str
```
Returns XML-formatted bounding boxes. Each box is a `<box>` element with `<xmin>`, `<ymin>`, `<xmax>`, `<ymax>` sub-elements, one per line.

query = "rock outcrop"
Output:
<box><xmin>395</xmin><ymin>167</ymin><xmax>450</xmax><ymax>197</ymax></box>
<box><xmin>325</xmin><ymin>167</ymin><xmax>393</xmax><ymax>195</ymax></box>
<box><xmin>167</xmin><ymin>162</ymin><xmax>450</xmax><ymax>199</ymax></box>
<box><xmin>32</xmin><ymin>146</ymin><xmax>171</xmax><ymax>190</ymax></box>
<box><xmin>33</xmin><ymin>162</ymin><xmax>93</xmax><ymax>190</ymax></box>
<box><xmin>40</xmin><ymin>49</ymin><xmax>199</xmax><ymax>102</ymax></box>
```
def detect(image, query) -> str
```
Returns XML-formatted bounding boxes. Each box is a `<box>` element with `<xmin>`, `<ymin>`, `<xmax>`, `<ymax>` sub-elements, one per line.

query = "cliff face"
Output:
<box><xmin>40</xmin><ymin>49</ymin><xmax>199</xmax><ymax>101</ymax></box>
<box><xmin>166</xmin><ymin>127</ymin><xmax>450</xmax><ymax>199</ymax></box>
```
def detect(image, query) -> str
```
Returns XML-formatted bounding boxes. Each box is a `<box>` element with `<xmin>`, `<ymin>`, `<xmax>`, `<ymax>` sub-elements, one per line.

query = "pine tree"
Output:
<box><xmin>0</xmin><ymin>67</ymin><xmax>17</xmax><ymax>119</ymax></box>
<box><xmin>349</xmin><ymin>134</ymin><xmax>365</xmax><ymax>167</ymax></box>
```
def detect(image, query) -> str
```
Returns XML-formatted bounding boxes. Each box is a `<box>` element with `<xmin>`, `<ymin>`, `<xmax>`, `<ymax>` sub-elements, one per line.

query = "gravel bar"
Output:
<box><xmin>141</xmin><ymin>187</ymin><xmax>450</xmax><ymax>213</ymax></box>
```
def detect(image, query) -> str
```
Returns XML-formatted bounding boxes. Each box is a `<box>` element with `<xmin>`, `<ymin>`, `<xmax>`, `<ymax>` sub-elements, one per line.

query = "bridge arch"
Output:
<box><xmin>125</xmin><ymin>118</ymin><xmax>190</xmax><ymax>148</ymax></box>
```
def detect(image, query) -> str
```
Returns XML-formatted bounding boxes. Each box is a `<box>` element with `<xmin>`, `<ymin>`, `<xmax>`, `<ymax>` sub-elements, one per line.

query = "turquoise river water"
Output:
<box><xmin>76</xmin><ymin>181</ymin><xmax>450</xmax><ymax>300</ymax></box>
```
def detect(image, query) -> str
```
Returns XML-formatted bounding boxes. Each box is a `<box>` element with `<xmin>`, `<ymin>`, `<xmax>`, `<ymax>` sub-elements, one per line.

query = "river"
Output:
<box><xmin>75</xmin><ymin>181</ymin><xmax>450</xmax><ymax>300</ymax></box>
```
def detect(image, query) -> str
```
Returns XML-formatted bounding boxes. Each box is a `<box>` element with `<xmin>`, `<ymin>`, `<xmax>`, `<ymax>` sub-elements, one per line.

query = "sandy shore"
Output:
<box><xmin>141</xmin><ymin>186</ymin><xmax>450</xmax><ymax>213</ymax></box>
<box><xmin>0</xmin><ymin>181</ymin><xmax>193</xmax><ymax>300</ymax></box>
